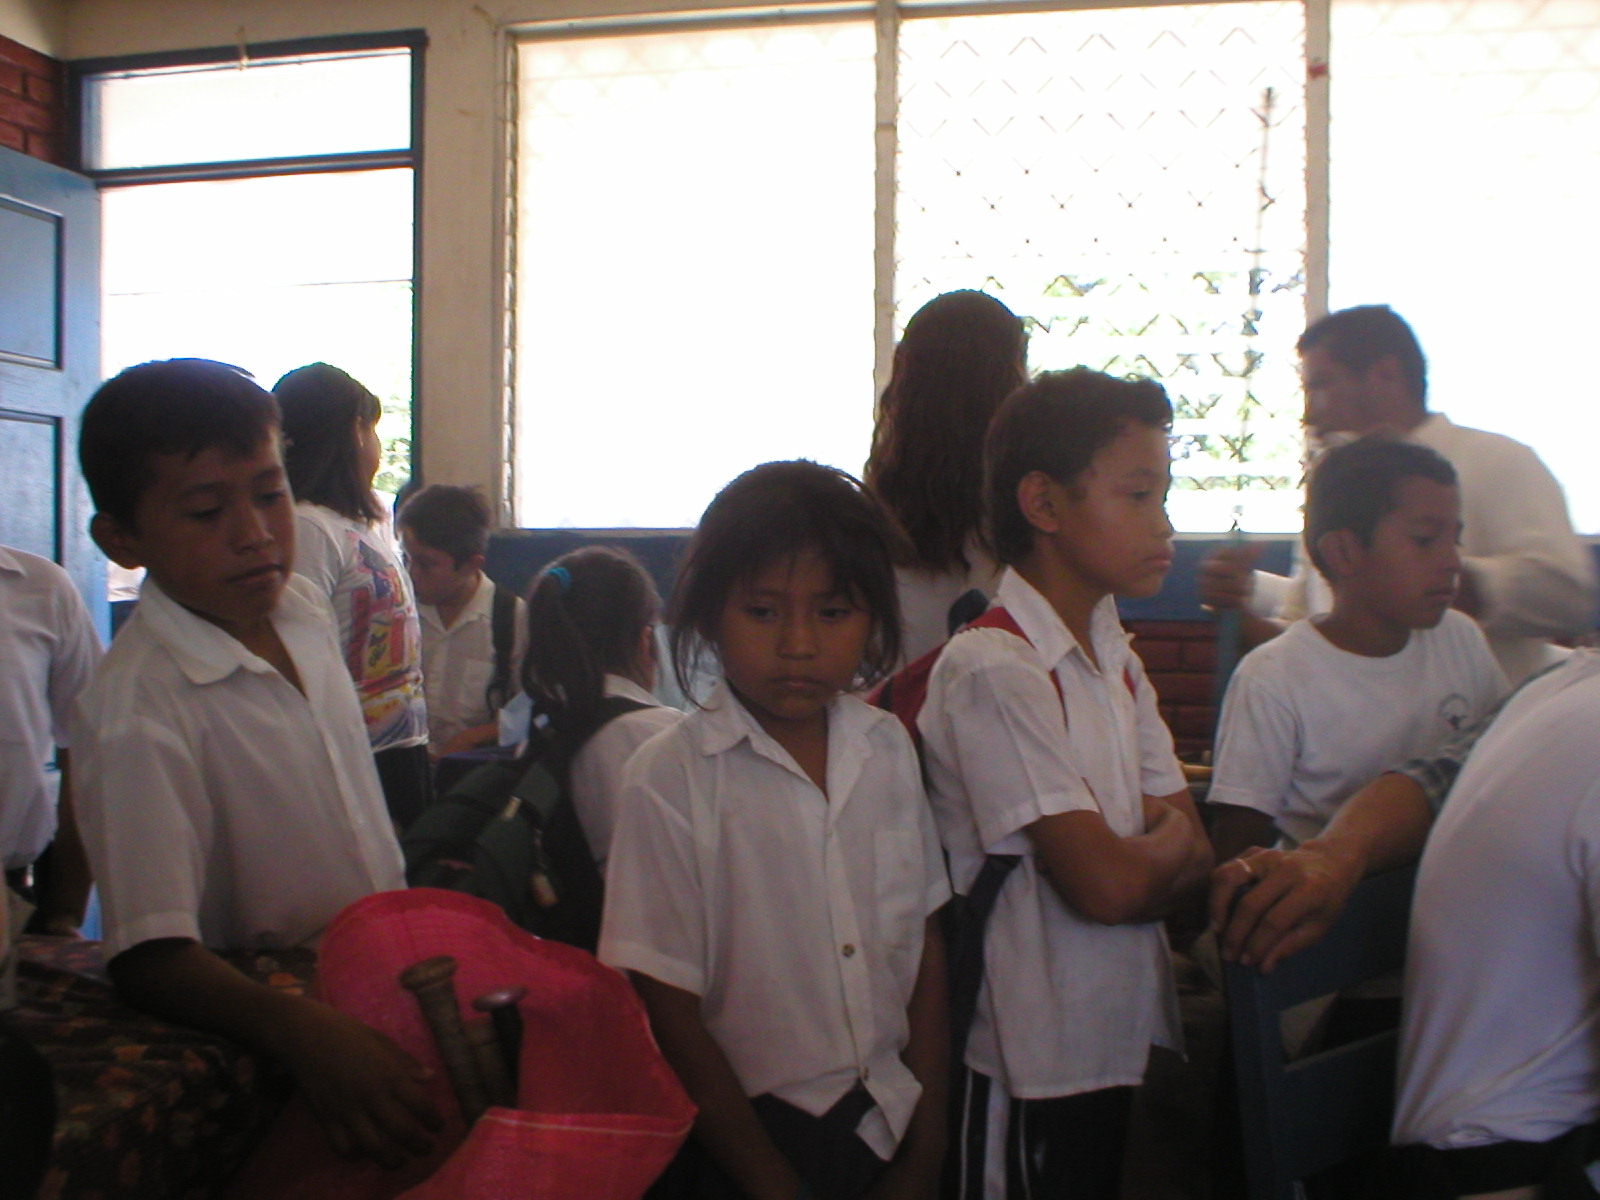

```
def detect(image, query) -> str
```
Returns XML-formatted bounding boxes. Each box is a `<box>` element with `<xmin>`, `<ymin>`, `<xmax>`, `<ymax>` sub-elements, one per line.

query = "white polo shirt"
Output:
<box><xmin>0</xmin><ymin>545</ymin><xmax>102</xmax><ymax>869</ymax></box>
<box><xmin>918</xmin><ymin>568</ymin><xmax>1187</xmax><ymax>1098</ymax></box>
<box><xmin>569</xmin><ymin>674</ymin><xmax>682</xmax><ymax>876</ymax></box>
<box><xmin>73</xmin><ymin>576</ymin><xmax>405</xmax><ymax>959</ymax></box>
<box><xmin>418</xmin><ymin>577</ymin><xmax>527</xmax><ymax>753</ymax></box>
<box><xmin>1211</xmin><ymin>610</ymin><xmax>1506</xmax><ymax>848</ymax></box>
<box><xmin>1396</xmin><ymin>650</ymin><xmax>1600</xmax><ymax>1151</ymax></box>
<box><xmin>599</xmin><ymin>682</ymin><xmax>950</xmax><ymax>1159</ymax></box>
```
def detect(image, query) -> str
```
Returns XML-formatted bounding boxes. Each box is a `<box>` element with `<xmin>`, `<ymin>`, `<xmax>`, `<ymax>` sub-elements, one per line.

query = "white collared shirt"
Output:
<box><xmin>72</xmin><ymin>576</ymin><xmax>405</xmax><ymax>959</ymax></box>
<box><xmin>599</xmin><ymin>682</ymin><xmax>950</xmax><ymax>1159</ymax></box>
<box><xmin>0</xmin><ymin>545</ymin><xmax>102</xmax><ymax>869</ymax></box>
<box><xmin>918</xmin><ymin>568</ymin><xmax>1187</xmax><ymax>1098</ymax></box>
<box><xmin>418</xmin><ymin>577</ymin><xmax>527</xmax><ymax>752</ymax></box>
<box><xmin>569</xmin><ymin>674</ymin><xmax>681</xmax><ymax>876</ymax></box>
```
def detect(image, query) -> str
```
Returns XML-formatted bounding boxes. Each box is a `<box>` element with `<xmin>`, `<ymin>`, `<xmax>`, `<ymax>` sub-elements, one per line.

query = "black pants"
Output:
<box><xmin>651</xmin><ymin>1085</ymin><xmax>888</xmax><ymax>1200</ymax></box>
<box><xmin>374</xmin><ymin>742</ymin><xmax>433</xmax><ymax>832</ymax></box>
<box><xmin>947</xmin><ymin>1066</ymin><xmax>1133</xmax><ymax>1200</ymax></box>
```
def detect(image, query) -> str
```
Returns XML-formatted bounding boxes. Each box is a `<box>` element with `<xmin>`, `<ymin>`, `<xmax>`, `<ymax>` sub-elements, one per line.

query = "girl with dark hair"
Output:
<box><xmin>865</xmin><ymin>289</ymin><xmax>1028</xmax><ymax>661</ymax></box>
<box><xmin>600</xmin><ymin>460</ymin><xmax>949</xmax><ymax>1200</ymax></box>
<box><xmin>274</xmin><ymin>363</ymin><xmax>430</xmax><ymax>829</ymax></box>
<box><xmin>521</xmin><ymin>545</ymin><xmax>679</xmax><ymax>875</ymax></box>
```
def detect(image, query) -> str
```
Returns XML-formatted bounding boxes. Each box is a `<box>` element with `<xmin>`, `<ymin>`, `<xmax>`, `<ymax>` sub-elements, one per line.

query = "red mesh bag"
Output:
<box><xmin>226</xmin><ymin>888</ymin><xmax>693</xmax><ymax>1200</ymax></box>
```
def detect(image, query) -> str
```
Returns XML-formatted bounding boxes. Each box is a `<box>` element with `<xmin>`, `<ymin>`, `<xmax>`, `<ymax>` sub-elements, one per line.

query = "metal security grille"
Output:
<box><xmin>897</xmin><ymin>3</ymin><xmax>1309</xmax><ymax>533</ymax></box>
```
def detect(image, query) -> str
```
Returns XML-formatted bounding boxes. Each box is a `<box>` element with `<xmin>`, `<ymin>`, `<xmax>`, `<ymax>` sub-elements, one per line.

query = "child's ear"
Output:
<box><xmin>464</xmin><ymin>552</ymin><xmax>487</xmax><ymax>575</ymax></box>
<box><xmin>1315</xmin><ymin>528</ymin><xmax>1364</xmax><ymax>582</ymax></box>
<box><xmin>1016</xmin><ymin>470</ymin><xmax>1067</xmax><ymax>535</ymax></box>
<box><xmin>90</xmin><ymin>513</ymin><xmax>145</xmax><ymax>570</ymax></box>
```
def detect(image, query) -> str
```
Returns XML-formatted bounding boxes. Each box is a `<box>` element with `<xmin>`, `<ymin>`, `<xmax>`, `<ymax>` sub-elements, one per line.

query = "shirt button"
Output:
<box><xmin>842</xmin><ymin>944</ymin><xmax>856</xmax><ymax>958</ymax></box>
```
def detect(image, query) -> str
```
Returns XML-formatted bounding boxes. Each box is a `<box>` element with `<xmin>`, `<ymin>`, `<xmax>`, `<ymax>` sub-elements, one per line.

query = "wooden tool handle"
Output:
<box><xmin>400</xmin><ymin>955</ymin><xmax>491</xmax><ymax>1124</ymax></box>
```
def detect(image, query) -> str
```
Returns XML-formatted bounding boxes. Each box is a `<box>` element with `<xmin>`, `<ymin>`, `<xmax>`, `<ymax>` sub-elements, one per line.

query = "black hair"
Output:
<box><xmin>1297</xmin><ymin>305</ymin><xmax>1428</xmax><ymax>405</ymax></box>
<box><xmin>1304</xmin><ymin>435</ymin><xmax>1457</xmax><ymax>579</ymax></box>
<box><xmin>865</xmin><ymin>290</ymin><xmax>1028</xmax><ymax>573</ymax></box>
<box><xmin>398</xmin><ymin>484</ymin><xmax>492</xmax><ymax>565</ymax></box>
<box><xmin>984</xmin><ymin>367</ymin><xmax>1173</xmax><ymax>565</ymax></box>
<box><xmin>522</xmin><ymin>545</ymin><xmax>661</xmax><ymax>738</ymax></box>
<box><xmin>669</xmin><ymin>460</ymin><xmax>904</xmax><ymax>696</ymax></box>
<box><xmin>78</xmin><ymin>358</ymin><xmax>279</xmax><ymax>530</ymax></box>
<box><xmin>273</xmin><ymin>362</ymin><xmax>385</xmax><ymax>525</ymax></box>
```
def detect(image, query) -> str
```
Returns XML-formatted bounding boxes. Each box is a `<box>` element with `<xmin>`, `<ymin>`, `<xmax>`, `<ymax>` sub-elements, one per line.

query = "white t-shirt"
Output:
<box><xmin>293</xmin><ymin>502</ymin><xmax>428</xmax><ymax>751</ymax></box>
<box><xmin>1258</xmin><ymin>415</ymin><xmax>1597</xmax><ymax>686</ymax></box>
<box><xmin>599</xmin><ymin>682</ymin><xmax>950</xmax><ymax>1160</ymax></box>
<box><xmin>418</xmin><ymin>577</ymin><xmax>527</xmax><ymax>753</ymax></box>
<box><xmin>72</xmin><ymin>576</ymin><xmax>406</xmax><ymax>959</ymax></box>
<box><xmin>918</xmin><ymin>569</ymin><xmax>1187</xmax><ymax>1099</ymax></box>
<box><xmin>568</xmin><ymin>674</ymin><xmax>681</xmax><ymax>877</ymax></box>
<box><xmin>1211</xmin><ymin>610</ymin><xmax>1507</xmax><ymax>848</ymax></box>
<box><xmin>0</xmin><ymin>546</ymin><xmax>102</xmax><ymax>869</ymax></box>
<box><xmin>895</xmin><ymin>546</ymin><xmax>1002</xmax><ymax>666</ymax></box>
<box><xmin>1395</xmin><ymin>650</ymin><xmax>1600</xmax><ymax>1150</ymax></box>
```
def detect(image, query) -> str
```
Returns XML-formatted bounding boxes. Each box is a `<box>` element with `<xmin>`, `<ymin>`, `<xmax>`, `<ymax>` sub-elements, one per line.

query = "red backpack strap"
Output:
<box><xmin>968</xmin><ymin>606</ymin><xmax>1064</xmax><ymax>707</ymax></box>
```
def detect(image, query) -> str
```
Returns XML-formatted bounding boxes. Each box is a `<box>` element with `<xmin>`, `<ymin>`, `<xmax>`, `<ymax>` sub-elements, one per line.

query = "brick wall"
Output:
<box><xmin>1127</xmin><ymin>619</ymin><xmax>1219</xmax><ymax>759</ymax></box>
<box><xmin>0</xmin><ymin>34</ymin><xmax>69</xmax><ymax>167</ymax></box>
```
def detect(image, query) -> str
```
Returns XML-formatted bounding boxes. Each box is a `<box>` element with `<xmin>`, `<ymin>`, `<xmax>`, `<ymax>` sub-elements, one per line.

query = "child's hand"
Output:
<box><xmin>280</xmin><ymin>999</ymin><xmax>443</xmax><ymax>1168</ymax></box>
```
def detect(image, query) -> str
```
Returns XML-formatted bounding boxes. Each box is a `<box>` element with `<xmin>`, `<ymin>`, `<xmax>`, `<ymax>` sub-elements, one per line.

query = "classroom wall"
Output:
<box><xmin>59</xmin><ymin>0</ymin><xmax>853</xmax><ymax>514</ymax></box>
<box><xmin>0</xmin><ymin>0</ymin><xmax>65</xmax><ymax>58</ymax></box>
<box><xmin>0</xmin><ymin>25</ymin><xmax>68</xmax><ymax>164</ymax></box>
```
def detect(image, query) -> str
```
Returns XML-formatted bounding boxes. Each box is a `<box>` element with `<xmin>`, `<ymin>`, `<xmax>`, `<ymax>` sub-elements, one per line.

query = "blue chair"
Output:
<box><xmin>1224</xmin><ymin>865</ymin><xmax>1417</xmax><ymax>1200</ymax></box>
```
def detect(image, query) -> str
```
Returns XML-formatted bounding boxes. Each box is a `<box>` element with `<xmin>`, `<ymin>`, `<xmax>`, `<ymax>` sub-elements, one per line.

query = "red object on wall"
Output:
<box><xmin>0</xmin><ymin>35</ymin><xmax>69</xmax><ymax>168</ymax></box>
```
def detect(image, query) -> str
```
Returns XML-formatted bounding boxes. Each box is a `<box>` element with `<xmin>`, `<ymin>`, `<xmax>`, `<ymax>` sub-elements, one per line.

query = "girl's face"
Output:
<box><xmin>354</xmin><ymin>417</ymin><xmax>382</xmax><ymax>488</ymax></box>
<box><xmin>714</xmin><ymin>545</ymin><xmax>872</xmax><ymax>739</ymax></box>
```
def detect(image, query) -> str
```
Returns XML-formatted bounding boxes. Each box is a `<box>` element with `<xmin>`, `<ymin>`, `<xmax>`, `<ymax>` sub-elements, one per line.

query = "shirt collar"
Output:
<box><xmin>690</xmin><ymin>678</ymin><xmax>879</xmax><ymax>800</ymax></box>
<box><xmin>603</xmin><ymin>674</ymin><xmax>662</xmax><ymax>707</ymax></box>
<box><xmin>420</xmin><ymin>574</ymin><xmax>494</xmax><ymax>634</ymax></box>
<box><xmin>0</xmin><ymin>545</ymin><xmax>23</xmax><ymax>576</ymax></box>
<box><xmin>993</xmin><ymin>567</ymin><xmax>1129</xmax><ymax>676</ymax></box>
<box><xmin>135</xmin><ymin>575</ymin><xmax>325</xmax><ymax>686</ymax></box>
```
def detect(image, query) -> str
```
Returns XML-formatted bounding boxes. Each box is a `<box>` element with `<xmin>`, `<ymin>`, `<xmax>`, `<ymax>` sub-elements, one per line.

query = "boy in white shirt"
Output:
<box><xmin>1210</xmin><ymin>437</ymin><xmax>1507</xmax><ymax>862</ymax></box>
<box><xmin>73</xmin><ymin>359</ymin><xmax>439</xmax><ymax>1169</ymax></box>
<box><xmin>918</xmin><ymin>368</ymin><xmax>1212</xmax><ymax>1200</ymax></box>
<box><xmin>396</xmin><ymin>485</ymin><xmax>526</xmax><ymax>758</ymax></box>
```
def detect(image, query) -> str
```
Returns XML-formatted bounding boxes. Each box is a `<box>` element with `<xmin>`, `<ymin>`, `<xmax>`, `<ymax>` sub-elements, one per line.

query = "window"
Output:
<box><xmin>78</xmin><ymin>36</ymin><xmax>422</xmax><ymax>496</ymax></box>
<box><xmin>512</xmin><ymin>0</ymin><xmax>1600</xmax><ymax>535</ymax></box>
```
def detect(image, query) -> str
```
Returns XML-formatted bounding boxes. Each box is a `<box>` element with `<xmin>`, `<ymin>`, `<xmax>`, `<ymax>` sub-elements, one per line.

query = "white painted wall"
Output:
<box><xmin>60</xmin><ymin>0</ymin><xmax>842</xmax><ymax>513</ymax></box>
<box><xmin>1</xmin><ymin>0</ymin><xmax>66</xmax><ymax>55</ymax></box>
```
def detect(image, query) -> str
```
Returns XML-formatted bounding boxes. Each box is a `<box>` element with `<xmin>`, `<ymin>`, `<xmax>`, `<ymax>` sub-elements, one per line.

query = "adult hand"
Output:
<box><xmin>1197</xmin><ymin>543</ymin><xmax>1264</xmax><ymax>612</ymax></box>
<box><xmin>1208</xmin><ymin>842</ymin><xmax>1363</xmax><ymax>973</ymax></box>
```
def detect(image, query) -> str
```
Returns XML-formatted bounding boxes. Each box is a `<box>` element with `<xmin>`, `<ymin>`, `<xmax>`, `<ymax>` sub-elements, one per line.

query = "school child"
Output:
<box><xmin>864</xmin><ymin>290</ymin><xmax>1028</xmax><ymax>663</ymax></box>
<box><xmin>521</xmin><ymin>545</ymin><xmax>680</xmax><ymax>876</ymax></box>
<box><xmin>917</xmin><ymin>367</ymin><xmax>1211</xmax><ymax>1200</ymax></box>
<box><xmin>0</xmin><ymin>540</ymin><xmax>101</xmax><ymax>936</ymax></box>
<box><xmin>599</xmin><ymin>461</ymin><xmax>951</xmax><ymax>1200</ymax></box>
<box><xmin>1208</xmin><ymin>436</ymin><xmax>1507</xmax><ymax>863</ymax></box>
<box><xmin>72</xmin><ymin>359</ymin><xmax>439</xmax><ymax>1169</ymax></box>
<box><xmin>275</xmin><ymin>362</ymin><xmax>431</xmax><ymax>829</ymax></box>
<box><xmin>396</xmin><ymin>484</ymin><xmax>527</xmax><ymax>758</ymax></box>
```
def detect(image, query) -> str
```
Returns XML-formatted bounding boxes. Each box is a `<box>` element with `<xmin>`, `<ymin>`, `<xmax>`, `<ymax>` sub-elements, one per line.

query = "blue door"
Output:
<box><xmin>0</xmin><ymin>147</ymin><xmax>103</xmax><ymax>628</ymax></box>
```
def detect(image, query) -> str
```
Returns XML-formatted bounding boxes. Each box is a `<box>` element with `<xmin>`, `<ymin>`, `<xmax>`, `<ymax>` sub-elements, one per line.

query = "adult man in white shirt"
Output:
<box><xmin>1201</xmin><ymin>305</ymin><xmax>1595</xmax><ymax>686</ymax></box>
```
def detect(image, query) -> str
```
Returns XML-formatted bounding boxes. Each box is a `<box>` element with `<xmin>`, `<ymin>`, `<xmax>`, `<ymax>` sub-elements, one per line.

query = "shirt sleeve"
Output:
<box><xmin>926</xmin><ymin>646</ymin><xmax>1099</xmax><ymax>853</ymax></box>
<box><xmin>597</xmin><ymin>740</ymin><xmax>709</xmax><ymax>996</ymax></box>
<box><xmin>1207</xmin><ymin>664</ymin><xmax>1299</xmax><ymax>820</ymax></box>
<box><xmin>291</xmin><ymin>509</ymin><xmax>344</xmax><ymax>599</ymax></box>
<box><xmin>48</xmin><ymin>578</ymin><xmax>103</xmax><ymax>748</ymax></box>
<box><xmin>1463</xmin><ymin>441</ymin><xmax>1597</xmax><ymax>641</ymax></box>
<box><xmin>72</xmin><ymin>697</ymin><xmax>210</xmax><ymax>959</ymax></box>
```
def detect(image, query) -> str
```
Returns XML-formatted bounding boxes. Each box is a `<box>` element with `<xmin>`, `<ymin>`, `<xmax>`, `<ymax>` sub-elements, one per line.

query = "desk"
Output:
<box><xmin>3</xmin><ymin>937</ymin><xmax>315</xmax><ymax>1200</ymax></box>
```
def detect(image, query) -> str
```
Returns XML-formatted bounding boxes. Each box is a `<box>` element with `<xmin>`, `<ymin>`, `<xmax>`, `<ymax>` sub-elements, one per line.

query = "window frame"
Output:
<box><xmin>70</xmin><ymin>30</ymin><xmax>427</xmax><ymax>477</ymax></box>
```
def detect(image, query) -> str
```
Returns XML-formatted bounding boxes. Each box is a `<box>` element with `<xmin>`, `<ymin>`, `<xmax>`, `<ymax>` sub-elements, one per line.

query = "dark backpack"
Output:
<box><xmin>401</xmin><ymin>694</ymin><xmax>647</xmax><ymax>951</ymax></box>
<box><xmin>485</xmin><ymin>583</ymin><xmax>518</xmax><ymax>713</ymax></box>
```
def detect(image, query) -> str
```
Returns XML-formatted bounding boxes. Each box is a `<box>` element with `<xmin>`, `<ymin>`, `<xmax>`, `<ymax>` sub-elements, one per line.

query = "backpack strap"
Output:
<box><xmin>486</xmin><ymin>582</ymin><xmax>518</xmax><ymax>713</ymax></box>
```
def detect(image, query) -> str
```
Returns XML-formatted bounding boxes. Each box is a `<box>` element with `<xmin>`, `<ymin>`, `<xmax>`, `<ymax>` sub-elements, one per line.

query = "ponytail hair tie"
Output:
<box><xmin>547</xmin><ymin>565</ymin><xmax>572</xmax><ymax>592</ymax></box>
